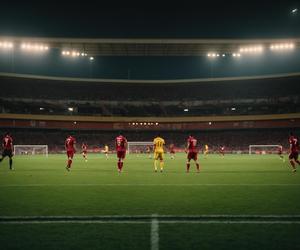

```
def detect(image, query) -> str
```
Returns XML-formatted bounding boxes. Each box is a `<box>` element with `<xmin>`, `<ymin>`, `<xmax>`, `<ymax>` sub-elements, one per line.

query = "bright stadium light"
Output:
<box><xmin>184</xmin><ymin>108</ymin><xmax>189</xmax><ymax>112</ymax></box>
<box><xmin>222</xmin><ymin>54</ymin><xmax>226</xmax><ymax>57</ymax></box>
<box><xmin>207</xmin><ymin>52</ymin><xmax>219</xmax><ymax>58</ymax></box>
<box><xmin>270</xmin><ymin>43</ymin><xmax>295</xmax><ymax>51</ymax></box>
<box><xmin>231</xmin><ymin>107</ymin><xmax>236</xmax><ymax>111</ymax></box>
<box><xmin>89</xmin><ymin>56</ymin><xmax>94</xmax><ymax>61</ymax></box>
<box><xmin>68</xmin><ymin>107</ymin><xmax>74</xmax><ymax>112</ymax></box>
<box><xmin>239</xmin><ymin>45</ymin><xmax>264</xmax><ymax>54</ymax></box>
<box><xmin>62</xmin><ymin>50</ymin><xmax>85</xmax><ymax>57</ymax></box>
<box><xmin>20</xmin><ymin>43</ymin><xmax>49</xmax><ymax>52</ymax></box>
<box><xmin>232</xmin><ymin>53</ymin><xmax>241</xmax><ymax>57</ymax></box>
<box><xmin>39</xmin><ymin>107</ymin><xmax>44</xmax><ymax>111</ymax></box>
<box><xmin>0</xmin><ymin>41</ymin><xmax>14</xmax><ymax>50</ymax></box>
<box><xmin>291</xmin><ymin>8</ymin><xmax>298</xmax><ymax>14</ymax></box>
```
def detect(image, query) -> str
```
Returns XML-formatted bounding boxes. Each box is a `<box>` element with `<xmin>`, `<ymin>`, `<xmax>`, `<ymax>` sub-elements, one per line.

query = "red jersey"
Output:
<box><xmin>3</xmin><ymin>135</ymin><xmax>13</xmax><ymax>150</ymax></box>
<box><xmin>220</xmin><ymin>146</ymin><xmax>225</xmax><ymax>152</ymax></box>
<box><xmin>115</xmin><ymin>135</ymin><xmax>127</xmax><ymax>152</ymax></box>
<box><xmin>65</xmin><ymin>136</ymin><xmax>76</xmax><ymax>151</ymax></box>
<box><xmin>187</xmin><ymin>136</ymin><xmax>198</xmax><ymax>153</ymax></box>
<box><xmin>82</xmin><ymin>144</ymin><xmax>87</xmax><ymax>151</ymax></box>
<box><xmin>289</xmin><ymin>136</ymin><xmax>299</xmax><ymax>153</ymax></box>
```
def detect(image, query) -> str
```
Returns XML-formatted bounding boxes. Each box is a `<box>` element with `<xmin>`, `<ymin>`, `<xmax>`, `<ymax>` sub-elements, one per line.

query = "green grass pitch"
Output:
<box><xmin>0</xmin><ymin>153</ymin><xmax>300</xmax><ymax>250</ymax></box>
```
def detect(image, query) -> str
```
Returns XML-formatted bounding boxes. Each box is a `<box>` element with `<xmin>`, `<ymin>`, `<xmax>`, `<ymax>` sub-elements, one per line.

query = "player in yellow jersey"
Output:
<box><xmin>204</xmin><ymin>144</ymin><xmax>209</xmax><ymax>158</ymax></box>
<box><xmin>153</xmin><ymin>134</ymin><xmax>165</xmax><ymax>172</ymax></box>
<box><xmin>103</xmin><ymin>145</ymin><xmax>109</xmax><ymax>159</ymax></box>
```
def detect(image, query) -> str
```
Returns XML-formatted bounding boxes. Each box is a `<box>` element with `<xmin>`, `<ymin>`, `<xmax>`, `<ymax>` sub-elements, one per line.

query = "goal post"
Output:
<box><xmin>248</xmin><ymin>145</ymin><xmax>282</xmax><ymax>155</ymax></box>
<box><xmin>127</xmin><ymin>141</ymin><xmax>153</xmax><ymax>154</ymax></box>
<box><xmin>13</xmin><ymin>145</ymin><xmax>48</xmax><ymax>157</ymax></box>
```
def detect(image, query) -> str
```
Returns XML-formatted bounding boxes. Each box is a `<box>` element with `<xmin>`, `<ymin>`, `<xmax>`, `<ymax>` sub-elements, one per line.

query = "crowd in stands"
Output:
<box><xmin>1</xmin><ymin>74</ymin><xmax>299</xmax><ymax>116</ymax></box>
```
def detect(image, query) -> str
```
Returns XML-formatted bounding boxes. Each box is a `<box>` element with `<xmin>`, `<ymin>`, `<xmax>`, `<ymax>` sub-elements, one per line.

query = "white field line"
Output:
<box><xmin>1</xmin><ymin>215</ymin><xmax>300</xmax><ymax>225</ymax></box>
<box><xmin>0</xmin><ymin>220</ymin><xmax>300</xmax><ymax>225</ymax></box>
<box><xmin>151</xmin><ymin>215</ymin><xmax>159</xmax><ymax>250</ymax></box>
<box><xmin>1</xmin><ymin>215</ymin><xmax>300</xmax><ymax>219</ymax></box>
<box><xmin>0</xmin><ymin>183</ymin><xmax>300</xmax><ymax>187</ymax></box>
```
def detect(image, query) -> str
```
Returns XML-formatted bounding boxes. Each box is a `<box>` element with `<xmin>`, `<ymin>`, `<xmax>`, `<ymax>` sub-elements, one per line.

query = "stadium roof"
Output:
<box><xmin>1</xmin><ymin>36</ymin><xmax>299</xmax><ymax>56</ymax></box>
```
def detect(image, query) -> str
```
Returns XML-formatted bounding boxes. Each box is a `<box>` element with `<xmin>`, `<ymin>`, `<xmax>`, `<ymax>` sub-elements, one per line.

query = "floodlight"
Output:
<box><xmin>270</xmin><ymin>43</ymin><xmax>295</xmax><ymax>51</ymax></box>
<box><xmin>68</xmin><ymin>107</ymin><xmax>74</xmax><ymax>112</ymax></box>
<box><xmin>292</xmin><ymin>8</ymin><xmax>298</xmax><ymax>14</ymax></box>
<box><xmin>0</xmin><ymin>41</ymin><xmax>14</xmax><ymax>49</ymax></box>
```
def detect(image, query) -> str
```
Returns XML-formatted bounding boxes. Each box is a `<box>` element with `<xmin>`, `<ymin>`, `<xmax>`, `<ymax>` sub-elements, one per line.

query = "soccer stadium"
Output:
<box><xmin>0</xmin><ymin>3</ymin><xmax>300</xmax><ymax>250</ymax></box>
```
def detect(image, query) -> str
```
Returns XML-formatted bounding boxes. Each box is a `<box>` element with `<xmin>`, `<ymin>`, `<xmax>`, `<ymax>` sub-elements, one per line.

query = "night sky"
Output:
<box><xmin>0</xmin><ymin>1</ymin><xmax>299</xmax><ymax>38</ymax></box>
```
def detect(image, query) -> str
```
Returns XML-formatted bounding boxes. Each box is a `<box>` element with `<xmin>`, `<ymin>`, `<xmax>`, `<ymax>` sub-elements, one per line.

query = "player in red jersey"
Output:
<box><xmin>81</xmin><ymin>142</ymin><xmax>88</xmax><ymax>162</ymax></box>
<box><xmin>278</xmin><ymin>145</ymin><xmax>284</xmax><ymax>162</ymax></box>
<box><xmin>0</xmin><ymin>132</ymin><xmax>14</xmax><ymax>170</ymax></box>
<box><xmin>288</xmin><ymin>132</ymin><xmax>300</xmax><ymax>173</ymax></box>
<box><xmin>186</xmin><ymin>134</ymin><xmax>200</xmax><ymax>173</ymax></box>
<box><xmin>169</xmin><ymin>143</ymin><xmax>175</xmax><ymax>159</ymax></box>
<box><xmin>219</xmin><ymin>146</ymin><xmax>225</xmax><ymax>156</ymax></box>
<box><xmin>65</xmin><ymin>135</ymin><xmax>76</xmax><ymax>171</ymax></box>
<box><xmin>115</xmin><ymin>132</ymin><xmax>127</xmax><ymax>173</ymax></box>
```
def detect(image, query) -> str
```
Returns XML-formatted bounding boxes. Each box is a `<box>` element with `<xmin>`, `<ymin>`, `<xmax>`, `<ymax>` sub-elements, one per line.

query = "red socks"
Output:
<box><xmin>67</xmin><ymin>159</ymin><xmax>72</xmax><ymax>168</ymax></box>
<box><xmin>118</xmin><ymin>161</ymin><xmax>123</xmax><ymax>171</ymax></box>
<box><xmin>196</xmin><ymin>163</ymin><xmax>200</xmax><ymax>171</ymax></box>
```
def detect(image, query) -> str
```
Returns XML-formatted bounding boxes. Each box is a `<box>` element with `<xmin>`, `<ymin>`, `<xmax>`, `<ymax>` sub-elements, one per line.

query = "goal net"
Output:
<box><xmin>248</xmin><ymin>145</ymin><xmax>282</xmax><ymax>155</ymax></box>
<box><xmin>13</xmin><ymin>145</ymin><xmax>48</xmax><ymax>157</ymax></box>
<box><xmin>127</xmin><ymin>141</ymin><xmax>153</xmax><ymax>154</ymax></box>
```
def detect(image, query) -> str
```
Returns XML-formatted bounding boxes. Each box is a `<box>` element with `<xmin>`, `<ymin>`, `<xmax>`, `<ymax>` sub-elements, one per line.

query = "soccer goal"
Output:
<box><xmin>248</xmin><ymin>145</ymin><xmax>282</xmax><ymax>155</ymax></box>
<box><xmin>13</xmin><ymin>145</ymin><xmax>48</xmax><ymax>157</ymax></box>
<box><xmin>127</xmin><ymin>141</ymin><xmax>153</xmax><ymax>154</ymax></box>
